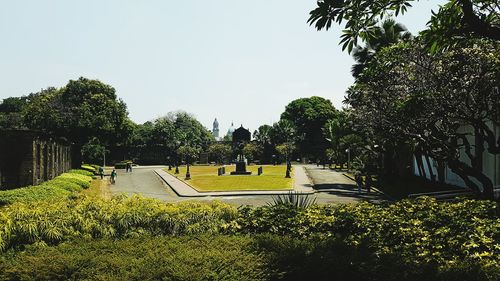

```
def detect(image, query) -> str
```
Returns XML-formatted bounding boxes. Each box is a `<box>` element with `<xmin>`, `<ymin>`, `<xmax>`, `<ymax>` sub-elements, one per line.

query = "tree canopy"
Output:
<box><xmin>308</xmin><ymin>0</ymin><xmax>499</xmax><ymax>52</ymax></box>
<box><xmin>347</xmin><ymin>39</ymin><xmax>499</xmax><ymax>198</ymax></box>
<box><xmin>24</xmin><ymin>78</ymin><xmax>131</xmax><ymax>148</ymax></box>
<box><xmin>281</xmin><ymin>96</ymin><xmax>338</xmax><ymax>159</ymax></box>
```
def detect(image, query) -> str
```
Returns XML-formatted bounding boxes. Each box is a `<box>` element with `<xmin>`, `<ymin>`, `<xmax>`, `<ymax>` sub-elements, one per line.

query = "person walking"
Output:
<box><xmin>98</xmin><ymin>166</ymin><xmax>104</xmax><ymax>180</ymax></box>
<box><xmin>354</xmin><ymin>170</ymin><xmax>363</xmax><ymax>193</ymax></box>
<box><xmin>110</xmin><ymin>169</ymin><xmax>117</xmax><ymax>184</ymax></box>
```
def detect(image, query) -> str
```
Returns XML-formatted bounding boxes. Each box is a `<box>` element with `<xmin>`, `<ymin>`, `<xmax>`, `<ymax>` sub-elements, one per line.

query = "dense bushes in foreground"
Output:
<box><xmin>234</xmin><ymin>198</ymin><xmax>499</xmax><ymax>279</ymax></box>
<box><xmin>0</xmin><ymin>170</ymin><xmax>92</xmax><ymax>205</ymax></box>
<box><xmin>0</xmin><ymin>196</ymin><xmax>498</xmax><ymax>280</ymax></box>
<box><xmin>0</xmin><ymin>196</ymin><xmax>237</xmax><ymax>251</ymax></box>
<box><xmin>0</xmin><ymin>236</ymin><xmax>270</xmax><ymax>281</ymax></box>
<box><xmin>0</xmin><ymin>234</ymin><xmax>498</xmax><ymax>281</ymax></box>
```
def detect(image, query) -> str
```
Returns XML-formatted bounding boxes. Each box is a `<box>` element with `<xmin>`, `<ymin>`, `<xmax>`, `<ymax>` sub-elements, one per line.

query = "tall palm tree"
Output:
<box><xmin>351</xmin><ymin>19</ymin><xmax>412</xmax><ymax>78</ymax></box>
<box><xmin>253</xmin><ymin>125</ymin><xmax>272</xmax><ymax>147</ymax></box>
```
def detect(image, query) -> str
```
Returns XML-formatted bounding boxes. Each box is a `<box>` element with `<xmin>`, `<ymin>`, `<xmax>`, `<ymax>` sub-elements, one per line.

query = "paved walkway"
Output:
<box><xmin>109</xmin><ymin>166</ymin><xmax>178</xmax><ymax>201</ymax></box>
<box><xmin>109</xmin><ymin>165</ymin><xmax>384</xmax><ymax>206</ymax></box>
<box><xmin>304</xmin><ymin>166</ymin><xmax>386</xmax><ymax>203</ymax></box>
<box><xmin>155</xmin><ymin>165</ymin><xmax>314</xmax><ymax>197</ymax></box>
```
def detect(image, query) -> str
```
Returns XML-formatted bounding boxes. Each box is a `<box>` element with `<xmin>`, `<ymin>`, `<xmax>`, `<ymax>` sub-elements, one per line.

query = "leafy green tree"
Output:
<box><xmin>243</xmin><ymin>143</ymin><xmax>262</xmax><ymax>164</ymax></box>
<box><xmin>322</xmin><ymin>110</ymin><xmax>359</xmax><ymax>168</ymax></box>
<box><xmin>208</xmin><ymin>143</ymin><xmax>232</xmax><ymax>165</ymax></box>
<box><xmin>347</xmin><ymin>39</ymin><xmax>499</xmax><ymax>199</ymax></box>
<box><xmin>253</xmin><ymin>124</ymin><xmax>274</xmax><ymax>163</ymax></box>
<box><xmin>156</xmin><ymin>111</ymin><xmax>214</xmax><ymax>163</ymax></box>
<box><xmin>0</xmin><ymin>96</ymin><xmax>29</xmax><ymax>129</ymax></box>
<box><xmin>81</xmin><ymin>138</ymin><xmax>106</xmax><ymax>165</ymax></box>
<box><xmin>270</xmin><ymin>119</ymin><xmax>296</xmax><ymax>145</ymax></box>
<box><xmin>253</xmin><ymin>125</ymin><xmax>272</xmax><ymax>146</ymax></box>
<box><xmin>281</xmin><ymin>96</ymin><xmax>338</xmax><ymax>159</ymax></box>
<box><xmin>308</xmin><ymin>0</ymin><xmax>499</xmax><ymax>53</ymax></box>
<box><xmin>276</xmin><ymin>142</ymin><xmax>296</xmax><ymax>177</ymax></box>
<box><xmin>24</xmin><ymin>78</ymin><xmax>131</xmax><ymax>166</ymax></box>
<box><xmin>177</xmin><ymin>145</ymin><xmax>201</xmax><ymax>180</ymax></box>
<box><xmin>351</xmin><ymin>19</ymin><xmax>411</xmax><ymax>78</ymax></box>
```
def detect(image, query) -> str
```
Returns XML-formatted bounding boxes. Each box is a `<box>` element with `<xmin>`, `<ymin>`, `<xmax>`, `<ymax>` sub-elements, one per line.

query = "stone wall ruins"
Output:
<box><xmin>0</xmin><ymin>130</ymin><xmax>72</xmax><ymax>189</ymax></box>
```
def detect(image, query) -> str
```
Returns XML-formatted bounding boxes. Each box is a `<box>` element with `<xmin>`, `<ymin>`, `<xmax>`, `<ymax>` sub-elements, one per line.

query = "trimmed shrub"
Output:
<box><xmin>80</xmin><ymin>165</ymin><xmax>96</xmax><ymax>174</ymax></box>
<box><xmin>0</xmin><ymin>185</ymin><xmax>71</xmax><ymax>206</ymax></box>
<box><xmin>43</xmin><ymin>178</ymin><xmax>81</xmax><ymax>192</ymax></box>
<box><xmin>115</xmin><ymin>160</ymin><xmax>133</xmax><ymax>169</ymax></box>
<box><xmin>58</xmin><ymin>173</ymin><xmax>91</xmax><ymax>188</ymax></box>
<box><xmin>0</xmin><ymin>196</ymin><xmax>237</xmax><ymax>251</ymax></box>
<box><xmin>0</xmin><ymin>171</ymin><xmax>92</xmax><ymax>205</ymax></box>
<box><xmin>69</xmin><ymin>168</ymin><xmax>94</xmax><ymax>177</ymax></box>
<box><xmin>232</xmin><ymin>198</ymin><xmax>500</xmax><ymax>281</ymax></box>
<box><xmin>0</xmin><ymin>235</ymin><xmax>271</xmax><ymax>281</ymax></box>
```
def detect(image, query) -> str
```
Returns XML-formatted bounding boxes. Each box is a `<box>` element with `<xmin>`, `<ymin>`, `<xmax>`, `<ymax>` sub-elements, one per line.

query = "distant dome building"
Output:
<box><xmin>212</xmin><ymin>118</ymin><xmax>220</xmax><ymax>139</ymax></box>
<box><xmin>226</xmin><ymin>122</ymin><xmax>235</xmax><ymax>140</ymax></box>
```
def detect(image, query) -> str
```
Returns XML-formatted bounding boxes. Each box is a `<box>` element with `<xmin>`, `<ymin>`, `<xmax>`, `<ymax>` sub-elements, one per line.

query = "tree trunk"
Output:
<box><xmin>448</xmin><ymin>159</ymin><xmax>494</xmax><ymax>200</ymax></box>
<box><xmin>414</xmin><ymin>148</ymin><xmax>427</xmax><ymax>179</ymax></box>
<box><xmin>437</xmin><ymin>161</ymin><xmax>446</xmax><ymax>184</ymax></box>
<box><xmin>424</xmin><ymin>155</ymin><xmax>436</xmax><ymax>183</ymax></box>
<box><xmin>474</xmin><ymin>128</ymin><xmax>484</xmax><ymax>170</ymax></box>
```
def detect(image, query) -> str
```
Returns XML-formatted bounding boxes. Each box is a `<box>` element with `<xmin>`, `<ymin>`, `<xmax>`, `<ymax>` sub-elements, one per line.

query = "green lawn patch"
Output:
<box><xmin>166</xmin><ymin>165</ymin><xmax>293</xmax><ymax>192</ymax></box>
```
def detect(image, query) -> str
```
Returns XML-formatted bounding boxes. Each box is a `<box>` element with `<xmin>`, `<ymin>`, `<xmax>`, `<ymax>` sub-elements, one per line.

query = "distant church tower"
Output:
<box><xmin>212</xmin><ymin>118</ymin><xmax>220</xmax><ymax>139</ymax></box>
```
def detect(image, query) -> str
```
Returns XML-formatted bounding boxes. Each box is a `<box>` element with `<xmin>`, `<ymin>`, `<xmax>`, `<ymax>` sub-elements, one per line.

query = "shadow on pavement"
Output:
<box><xmin>313</xmin><ymin>183</ymin><xmax>387</xmax><ymax>202</ymax></box>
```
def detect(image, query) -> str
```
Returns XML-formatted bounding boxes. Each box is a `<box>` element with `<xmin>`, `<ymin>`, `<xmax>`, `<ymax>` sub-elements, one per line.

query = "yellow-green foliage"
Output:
<box><xmin>0</xmin><ymin>170</ymin><xmax>92</xmax><ymax>206</ymax></box>
<box><xmin>69</xmin><ymin>168</ymin><xmax>94</xmax><ymax>177</ymax></box>
<box><xmin>235</xmin><ymin>197</ymin><xmax>500</xmax><ymax>278</ymax></box>
<box><xmin>0</xmin><ymin>236</ymin><xmax>270</xmax><ymax>281</ymax></box>
<box><xmin>0</xmin><ymin>196</ymin><xmax>237</xmax><ymax>251</ymax></box>
<box><xmin>80</xmin><ymin>165</ymin><xmax>96</xmax><ymax>174</ymax></box>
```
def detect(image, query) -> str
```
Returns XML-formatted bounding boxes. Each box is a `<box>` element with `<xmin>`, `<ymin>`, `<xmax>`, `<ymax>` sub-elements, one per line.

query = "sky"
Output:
<box><xmin>0</xmin><ymin>0</ymin><xmax>446</xmax><ymax>135</ymax></box>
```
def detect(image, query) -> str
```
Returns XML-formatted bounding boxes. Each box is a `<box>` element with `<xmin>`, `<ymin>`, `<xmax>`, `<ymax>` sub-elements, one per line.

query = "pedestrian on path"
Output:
<box><xmin>99</xmin><ymin>166</ymin><xmax>104</xmax><ymax>179</ymax></box>
<box><xmin>354</xmin><ymin>170</ymin><xmax>363</xmax><ymax>193</ymax></box>
<box><xmin>110</xmin><ymin>169</ymin><xmax>117</xmax><ymax>184</ymax></box>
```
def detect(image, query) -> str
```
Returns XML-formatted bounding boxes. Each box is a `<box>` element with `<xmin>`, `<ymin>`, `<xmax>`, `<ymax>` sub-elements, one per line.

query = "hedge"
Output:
<box><xmin>0</xmin><ymin>196</ymin><xmax>237</xmax><ymax>251</ymax></box>
<box><xmin>80</xmin><ymin>165</ymin><xmax>97</xmax><ymax>174</ymax></box>
<box><xmin>0</xmin><ymin>170</ymin><xmax>92</xmax><ymax>206</ymax></box>
<box><xmin>0</xmin><ymin>235</ymin><xmax>270</xmax><ymax>281</ymax></box>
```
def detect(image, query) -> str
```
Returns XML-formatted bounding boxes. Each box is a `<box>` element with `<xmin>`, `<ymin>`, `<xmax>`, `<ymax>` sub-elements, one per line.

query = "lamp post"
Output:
<box><xmin>346</xmin><ymin>148</ymin><xmax>351</xmax><ymax>170</ymax></box>
<box><xmin>285</xmin><ymin>152</ymin><xmax>291</xmax><ymax>178</ymax></box>
<box><xmin>185</xmin><ymin>156</ymin><xmax>191</xmax><ymax>180</ymax></box>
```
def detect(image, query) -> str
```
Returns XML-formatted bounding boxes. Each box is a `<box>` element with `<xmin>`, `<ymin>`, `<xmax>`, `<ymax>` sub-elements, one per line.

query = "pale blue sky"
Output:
<box><xmin>0</xmin><ymin>0</ymin><xmax>445</xmax><ymax>134</ymax></box>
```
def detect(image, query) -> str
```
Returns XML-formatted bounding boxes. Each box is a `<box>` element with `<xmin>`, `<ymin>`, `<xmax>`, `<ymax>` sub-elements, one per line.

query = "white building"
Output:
<box><xmin>413</xmin><ymin>123</ymin><xmax>500</xmax><ymax>197</ymax></box>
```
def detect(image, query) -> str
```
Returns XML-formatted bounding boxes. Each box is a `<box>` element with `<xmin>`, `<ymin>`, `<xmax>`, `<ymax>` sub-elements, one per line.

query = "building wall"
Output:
<box><xmin>0</xmin><ymin>130</ymin><xmax>72</xmax><ymax>189</ymax></box>
<box><xmin>412</xmin><ymin>123</ymin><xmax>500</xmax><ymax>191</ymax></box>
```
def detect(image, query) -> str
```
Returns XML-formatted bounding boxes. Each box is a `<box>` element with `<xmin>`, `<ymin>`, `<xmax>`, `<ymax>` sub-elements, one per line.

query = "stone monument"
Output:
<box><xmin>230</xmin><ymin>125</ymin><xmax>252</xmax><ymax>175</ymax></box>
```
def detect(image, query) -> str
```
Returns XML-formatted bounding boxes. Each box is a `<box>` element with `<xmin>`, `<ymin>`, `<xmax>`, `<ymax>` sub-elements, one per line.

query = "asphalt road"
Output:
<box><xmin>110</xmin><ymin>165</ymin><xmax>383</xmax><ymax>206</ymax></box>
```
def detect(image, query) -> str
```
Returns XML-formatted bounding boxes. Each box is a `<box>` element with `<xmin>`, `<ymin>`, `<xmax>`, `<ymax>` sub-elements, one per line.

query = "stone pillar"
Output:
<box><xmin>51</xmin><ymin>142</ymin><xmax>56</xmax><ymax>179</ymax></box>
<box><xmin>32</xmin><ymin>140</ymin><xmax>38</xmax><ymax>185</ymax></box>
<box><xmin>36</xmin><ymin>140</ymin><xmax>43</xmax><ymax>184</ymax></box>
<box><xmin>47</xmin><ymin>143</ymin><xmax>53</xmax><ymax>180</ymax></box>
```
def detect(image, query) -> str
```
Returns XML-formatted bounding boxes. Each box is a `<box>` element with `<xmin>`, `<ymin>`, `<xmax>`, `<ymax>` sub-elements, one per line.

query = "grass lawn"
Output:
<box><xmin>165</xmin><ymin>165</ymin><xmax>293</xmax><ymax>192</ymax></box>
